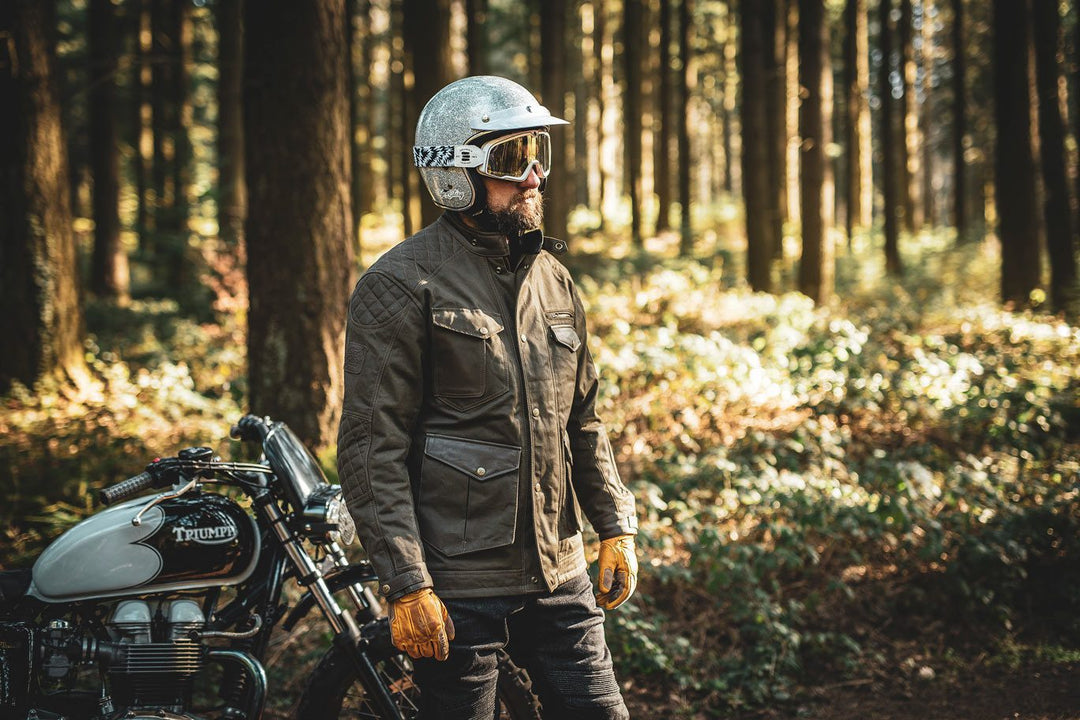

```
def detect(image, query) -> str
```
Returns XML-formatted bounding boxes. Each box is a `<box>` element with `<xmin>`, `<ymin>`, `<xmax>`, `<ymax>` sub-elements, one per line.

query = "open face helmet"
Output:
<box><xmin>413</xmin><ymin>75</ymin><xmax>568</xmax><ymax>212</ymax></box>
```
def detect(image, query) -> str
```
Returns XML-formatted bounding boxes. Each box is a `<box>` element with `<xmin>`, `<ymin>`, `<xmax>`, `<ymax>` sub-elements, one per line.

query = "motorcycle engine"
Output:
<box><xmin>102</xmin><ymin>599</ymin><xmax>206</xmax><ymax>713</ymax></box>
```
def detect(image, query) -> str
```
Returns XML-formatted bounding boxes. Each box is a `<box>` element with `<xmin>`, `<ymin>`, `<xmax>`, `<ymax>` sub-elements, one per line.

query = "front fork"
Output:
<box><xmin>254</xmin><ymin>493</ymin><xmax>405</xmax><ymax>719</ymax></box>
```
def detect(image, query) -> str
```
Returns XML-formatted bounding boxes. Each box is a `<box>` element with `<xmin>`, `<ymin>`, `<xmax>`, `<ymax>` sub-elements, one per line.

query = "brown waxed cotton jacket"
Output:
<box><xmin>338</xmin><ymin>213</ymin><xmax>638</xmax><ymax>601</ymax></box>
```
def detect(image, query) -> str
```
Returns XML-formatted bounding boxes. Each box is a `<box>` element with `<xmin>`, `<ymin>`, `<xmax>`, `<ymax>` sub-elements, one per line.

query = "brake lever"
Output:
<box><xmin>131</xmin><ymin>477</ymin><xmax>199</xmax><ymax>527</ymax></box>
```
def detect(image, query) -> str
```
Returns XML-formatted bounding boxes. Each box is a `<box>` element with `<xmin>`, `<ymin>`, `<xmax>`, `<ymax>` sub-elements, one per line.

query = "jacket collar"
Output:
<box><xmin>442</xmin><ymin>212</ymin><xmax>568</xmax><ymax>258</ymax></box>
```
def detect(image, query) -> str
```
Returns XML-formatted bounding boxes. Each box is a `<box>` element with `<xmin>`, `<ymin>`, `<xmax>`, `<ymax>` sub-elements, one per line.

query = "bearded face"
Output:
<box><xmin>488</xmin><ymin>188</ymin><xmax>544</xmax><ymax>237</ymax></box>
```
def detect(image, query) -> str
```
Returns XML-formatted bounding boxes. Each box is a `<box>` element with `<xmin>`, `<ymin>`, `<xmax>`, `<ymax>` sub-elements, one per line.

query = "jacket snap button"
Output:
<box><xmin>531</xmin><ymin>407</ymin><xmax>540</xmax><ymax>417</ymax></box>
<box><xmin>480</xmin><ymin>327</ymin><xmax>488</xmax><ymax>335</ymax></box>
<box><xmin>476</xmin><ymin>467</ymin><xmax>486</xmax><ymax>476</ymax></box>
<box><xmin>534</xmin><ymin>483</ymin><xmax>541</xmax><ymax>492</ymax></box>
<box><xmin>381</xmin><ymin>584</ymin><xmax>390</xmax><ymax>594</ymax></box>
<box><xmin>520</xmin><ymin>333</ymin><xmax>528</xmax><ymax>343</ymax></box>
<box><xmin>530</xmin><ymin>576</ymin><xmax>539</xmax><ymax>583</ymax></box>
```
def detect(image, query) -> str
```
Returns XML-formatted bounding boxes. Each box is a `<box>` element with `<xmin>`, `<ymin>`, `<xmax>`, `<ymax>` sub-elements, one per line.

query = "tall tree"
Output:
<box><xmin>466</xmin><ymin>0</ymin><xmax>489</xmax><ymax>75</ymax></box>
<box><xmin>880</xmin><ymin>0</ymin><xmax>902</xmax><ymax>274</ymax></box>
<box><xmin>89</xmin><ymin>0</ymin><xmax>129</xmax><ymax>302</ymax></box>
<box><xmin>623</xmin><ymin>0</ymin><xmax>644</xmax><ymax>249</ymax></box>
<box><xmin>654</xmin><ymin>0</ymin><xmax>673</xmax><ymax>234</ymax></box>
<box><xmin>843</xmin><ymin>0</ymin><xmax>871</xmax><ymax>239</ymax></box>
<box><xmin>244</xmin><ymin>0</ymin><xmax>356</xmax><ymax>449</ymax></box>
<box><xmin>403</xmin><ymin>0</ymin><xmax>453</xmax><ymax>228</ymax></box>
<box><xmin>677</xmin><ymin>0</ymin><xmax>693</xmax><ymax>254</ymax></box>
<box><xmin>951</xmin><ymin>0</ymin><xmax>968</xmax><ymax>239</ymax></box>
<box><xmin>765</xmin><ymin>0</ymin><xmax>788</xmax><ymax>259</ymax></box>
<box><xmin>992</xmin><ymin>0</ymin><xmax>1040</xmax><ymax>307</ymax></box>
<box><xmin>0</xmin><ymin>0</ymin><xmax>87</xmax><ymax>391</ymax></box>
<box><xmin>1032</xmin><ymin>0</ymin><xmax>1076</xmax><ymax>315</ymax></box>
<box><xmin>919</xmin><ymin>0</ymin><xmax>935</xmax><ymax>226</ymax></box>
<box><xmin>798</xmin><ymin>0</ymin><xmax>833</xmax><ymax>303</ymax></box>
<box><xmin>217</xmin><ymin>0</ymin><xmax>245</xmax><ymax>248</ymax></box>
<box><xmin>899</xmin><ymin>0</ymin><xmax>921</xmax><ymax>231</ymax></box>
<box><xmin>741</xmin><ymin>0</ymin><xmax>774</xmax><ymax>291</ymax></box>
<box><xmin>541</xmin><ymin>0</ymin><xmax>571</xmax><ymax>243</ymax></box>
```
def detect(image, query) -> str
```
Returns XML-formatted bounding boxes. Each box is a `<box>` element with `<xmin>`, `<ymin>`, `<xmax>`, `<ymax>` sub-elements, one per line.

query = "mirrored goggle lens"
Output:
<box><xmin>481</xmin><ymin>132</ymin><xmax>551</xmax><ymax>180</ymax></box>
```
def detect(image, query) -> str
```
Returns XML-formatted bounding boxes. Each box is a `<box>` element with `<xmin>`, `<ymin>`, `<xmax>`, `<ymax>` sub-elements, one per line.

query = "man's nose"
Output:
<box><xmin>518</xmin><ymin>164</ymin><xmax>543</xmax><ymax>189</ymax></box>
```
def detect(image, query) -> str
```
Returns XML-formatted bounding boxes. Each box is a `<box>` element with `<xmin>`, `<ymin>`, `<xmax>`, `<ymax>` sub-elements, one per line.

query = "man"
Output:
<box><xmin>338</xmin><ymin>75</ymin><xmax>638</xmax><ymax>719</ymax></box>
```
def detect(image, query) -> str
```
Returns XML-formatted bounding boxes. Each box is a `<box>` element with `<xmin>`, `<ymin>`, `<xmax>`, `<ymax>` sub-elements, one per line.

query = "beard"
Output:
<box><xmin>488</xmin><ymin>189</ymin><xmax>544</xmax><ymax>237</ymax></box>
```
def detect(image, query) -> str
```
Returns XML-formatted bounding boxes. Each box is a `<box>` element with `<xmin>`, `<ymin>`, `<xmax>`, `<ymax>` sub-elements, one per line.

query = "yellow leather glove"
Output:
<box><xmin>595</xmin><ymin>534</ymin><xmax>638</xmax><ymax>610</ymax></box>
<box><xmin>389</xmin><ymin>588</ymin><xmax>456</xmax><ymax>661</ymax></box>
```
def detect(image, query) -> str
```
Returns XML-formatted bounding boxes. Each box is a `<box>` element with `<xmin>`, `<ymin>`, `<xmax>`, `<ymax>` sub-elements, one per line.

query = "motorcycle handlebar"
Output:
<box><xmin>99</xmin><ymin>471</ymin><xmax>157</xmax><ymax>506</ymax></box>
<box><xmin>231</xmin><ymin>414</ymin><xmax>271</xmax><ymax>443</ymax></box>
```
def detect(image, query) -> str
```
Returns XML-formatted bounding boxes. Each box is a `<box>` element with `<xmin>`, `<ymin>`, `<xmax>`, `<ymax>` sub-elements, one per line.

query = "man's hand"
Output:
<box><xmin>389</xmin><ymin>588</ymin><xmax>456</xmax><ymax>661</ymax></box>
<box><xmin>595</xmin><ymin>534</ymin><xmax>638</xmax><ymax>610</ymax></box>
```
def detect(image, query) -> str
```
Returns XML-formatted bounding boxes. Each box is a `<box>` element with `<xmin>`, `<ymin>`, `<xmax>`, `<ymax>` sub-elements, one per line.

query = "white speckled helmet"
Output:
<box><xmin>413</xmin><ymin>75</ymin><xmax>568</xmax><ymax>212</ymax></box>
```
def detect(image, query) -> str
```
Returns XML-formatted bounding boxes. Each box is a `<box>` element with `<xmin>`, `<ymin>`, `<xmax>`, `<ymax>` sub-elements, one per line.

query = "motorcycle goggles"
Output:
<box><xmin>413</xmin><ymin>129</ymin><xmax>552</xmax><ymax>182</ymax></box>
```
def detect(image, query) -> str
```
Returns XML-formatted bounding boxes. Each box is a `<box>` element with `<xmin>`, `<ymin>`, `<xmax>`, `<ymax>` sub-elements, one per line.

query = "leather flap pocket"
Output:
<box><xmin>432</xmin><ymin>308</ymin><xmax>504</xmax><ymax>339</ymax></box>
<box><xmin>550</xmin><ymin>324</ymin><xmax>581</xmax><ymax>352</ymax></box>
<box><xmin>425</xmin><ymin>434</ymin><xmax>520</xmax><ymax>482</ymax></box>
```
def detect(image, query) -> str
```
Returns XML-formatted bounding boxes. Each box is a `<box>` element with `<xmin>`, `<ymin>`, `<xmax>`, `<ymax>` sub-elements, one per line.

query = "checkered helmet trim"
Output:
<box><xmin>413</xmin><ymin>145</ymin><xmax>457</xmax><ymax>168</ymax></box>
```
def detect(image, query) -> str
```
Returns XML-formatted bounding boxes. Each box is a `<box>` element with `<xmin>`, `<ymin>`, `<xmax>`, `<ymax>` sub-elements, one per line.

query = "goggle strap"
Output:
<box><xmin>413</xmin><ymin>145</ymin><xmax>485</xmax><ymax>169</ymax></box>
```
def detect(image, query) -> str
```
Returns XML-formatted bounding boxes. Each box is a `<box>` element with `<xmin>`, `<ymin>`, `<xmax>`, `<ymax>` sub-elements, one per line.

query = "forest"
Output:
<box><xmin>2</xmin><ymin>0</ymin><xmax>1080</xmax><ymax>717</ymax></box>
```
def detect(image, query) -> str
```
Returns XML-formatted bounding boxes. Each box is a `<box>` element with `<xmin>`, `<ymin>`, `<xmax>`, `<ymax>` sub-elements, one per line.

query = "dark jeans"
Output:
<box><xmin>412</xmin><ymin>572</ymin><xmax>630</xmax><ymax>720</ymax></box>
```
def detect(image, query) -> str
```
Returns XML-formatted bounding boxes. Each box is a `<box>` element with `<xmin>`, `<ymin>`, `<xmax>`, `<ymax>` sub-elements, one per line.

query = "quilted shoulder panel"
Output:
<box><xmin>349</xmin><ymin>272</ymin><xmax>413</xmax><ymax>327</ymax></box>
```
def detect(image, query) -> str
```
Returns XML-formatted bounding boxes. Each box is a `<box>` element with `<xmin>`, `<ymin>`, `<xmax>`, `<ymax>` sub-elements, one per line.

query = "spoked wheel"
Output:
<box><xmin>295</xmin><ymin>618</ymin><xmax>541</xmax><ymax>719</ymax></box>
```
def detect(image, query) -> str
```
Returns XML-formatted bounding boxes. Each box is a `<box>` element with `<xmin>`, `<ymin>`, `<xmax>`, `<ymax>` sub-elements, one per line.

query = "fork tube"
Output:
<box><xmin>327</xmin><ymin>541</ymin><xmax>383</xmax><ymax>618</ymax></box>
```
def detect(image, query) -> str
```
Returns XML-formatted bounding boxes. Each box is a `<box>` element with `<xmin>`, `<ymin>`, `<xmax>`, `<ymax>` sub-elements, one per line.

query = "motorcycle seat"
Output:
<box><xmin>0</xmin><ymin>569</ymin><xmax>31</xmax><ymax>604</ymax></box>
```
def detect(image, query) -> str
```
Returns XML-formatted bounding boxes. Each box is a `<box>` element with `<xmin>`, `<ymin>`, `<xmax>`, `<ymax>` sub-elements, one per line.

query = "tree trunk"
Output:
<box><xmin>0</xmin><ymin>0</ymin><xmax>87</xmax><ymax>391</ymax></box>
<box><xmin>217</xmin><ymin>0</ymin><xmax>245</xmax><ymax>248</ymax></box>
<box><xmin>89</xmin><ymin>0</ymin><xmax>129</xmax><ymax>302</ymax></box>
<box><xmin>951</xmin><ymin>0</ymin><xmax>968</xmax><ymax>239</ymax></box>
<box><xmin>131</xmin><ymin>0</ymin><xmax>151</xmax><ymax>244</ymax></box>
<box><xmin>653</xmin><ymin>0</ymin><xmax>672</xmax><ymax>233</ymax></box>
<box><xmin>244</xmin><ymin>0</ymin><xmax>356</xmax><ymax>450</ymax></box>
<box><xmin>541</xmin><ymin>0</ymin><xmax>571</xmax><ymax>243</ymax></box>
<box><xmin>843</xmin><ymin>0</ymin><xmax>870</xmax><ymax>240</ymax></box>
<box><xmin>766</xmin><ymin>0</ymin><xmax>788</xmax><ymax>259</ymax></box>
<box><xmin>623</xmin><ymin>0</ymin><xmax>644</xmax><ymax>249</ymax></box>
<box><xmin>880</xmin><ymin>0</ymin><xmax>902</xmax><ymax>275</ymax></box>
<box><xmin>785</xmin><ymin>0</ymin><xmax>800</xmax><ymax>223</ymax></box>
<box><xmin>742</xmin><ymin>0</ymin><xmax>774</xmax><ymax>291</ymax></box>
<box><xmin>798</xmin><ymin>0</ymin><xmax>833</xmax><ymax>303</ymax></box>
<box><xmin>677</xmin><ymin>0</ymin><xmax>693</xmax><ymax>254</ymax></box>
<box><xmin>403</xmin><ymin>0</ymin><xmax>452</xmax><ymax>229</ymax></box>
<box><xmin>466</xmin><ymin>0</ymin><xmax>489</xmax><ymax>75</ymax></box>
<box><xmin>391</xmin><ymin>0</ymin><xmax>414</xmax><ymax>236</ymax></box>
<box><xmin>992</xmin><ymin>0</ymin><xmax>1041</xmax><ymax>307</ymax></box>
<box><xmin>920</xmin><ymin>0</ymin><xmax>935</xmax><ymax>226</ymax></box>
<box><xmin>1032</xmin><ymin>0</ymin><xmax>1076</xmax><ymax>315</ymax></box>
<box><xmin>899</xmin><ymin>0</ymin><xmax>921</xmax><ymax>232</ymax></box>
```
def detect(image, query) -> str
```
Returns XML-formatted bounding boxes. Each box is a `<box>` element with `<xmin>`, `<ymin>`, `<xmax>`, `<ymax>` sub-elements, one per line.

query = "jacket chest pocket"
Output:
<box><xmin>546</xmin><ymin>312</ymin><xmax>581</xmax><ymax>413</ymax></box>
<box><xmin>431</xmin><ymin>308</ymin><xmax>509</xmax><ymax>411</ymax></box>
<box><xmin>418</xmin><ymin>434</ymin><xmax>521</xmax><ymax>557</ymax></box>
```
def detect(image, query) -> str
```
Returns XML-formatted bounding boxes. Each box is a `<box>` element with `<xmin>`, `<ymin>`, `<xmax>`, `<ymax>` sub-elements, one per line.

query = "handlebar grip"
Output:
<box><xmin>99</xmin><ymin>471</ymin><xmax>157</xmax><ymax>506</ymax></box>
<box><xmin>231</xmin><ymin>414</ymin><xmax>271</xmax><ymax>443</ymax></box>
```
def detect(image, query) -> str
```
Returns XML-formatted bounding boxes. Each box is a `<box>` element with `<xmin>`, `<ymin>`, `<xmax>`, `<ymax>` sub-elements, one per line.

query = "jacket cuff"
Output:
<box><xmin>597</xmin><ymin>514</ymin><xmax>638</xmax><ymax>540</ymax></box>
<box><xmin>377</xmin><ymin>565</ymin><xmax>434</xmax><ymax>602</ymax></box>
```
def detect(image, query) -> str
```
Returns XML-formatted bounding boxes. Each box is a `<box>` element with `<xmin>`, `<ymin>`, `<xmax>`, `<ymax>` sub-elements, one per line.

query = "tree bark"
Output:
<box><xmin>992</xmin><ymin>0</ymin><xmax>1041</xmax><ymax>307</ymax></box>
<box><xmin>244</xmin><ymin>0</ymin><xmax>356</xmax><ymax>449</ymax></box>
<box><xmin>1032</xmin><ymin>0</ymin><xmax>1076</xmax><ymax>314</ymax></box>
<box><xmin>766</xmin><ymin>0</ymin><xmax>788</xmax><ymax>259</ymax></box>
<box><xmin>951</xmin><ymin>0</ymin><xmax>968</xmax><ymax>239</ymax></box>
<box><xmin>541</xmin><ymin>0</ymin><xmax>571</xmax><ymax>243</ymax></box>
<box><xmin>623</xmin><ymin>0</ymin><xmax>644</xmax><ymax>249</ymax></box>
<box><xmin>217</xmin><ymin>0</ymin><xmax>245</xmax><ymax>248</ymax></box>
<box><xmin>843</xmin><ymin>0</ymin><xmax>870</xmax><ymax>239</ymax></box>
<box><xmin>899</xmin><ymin>0</ymin><xmax>921</xmax><ymax>232</ymax></box>
<box><xmin>742</xmin><ymin>0</ymin><xmax>774</xmax><ymax>291</ymax></box>
<box><xmin>0</xmin><ymin>0</ymin><xmax>87</xmax><ymax>391</ymax></box>
<box><xmin>880</xmin><ymin>0</ymin><xmax>902</xmax><ymax>275</ymax></box>
<box><xmin>920</xmin><ymin>0</ymin><xmax>935</xmax><ymax>226</ymax></box>
<box><xmin>654</xmin><ymin>0</ymin><xmax>673</xmax><ymax>233</ymax></box>
<box><xmin>89</xmin><ymin>0</ymin><xmax>129</xmax><ymax>302</ymax></box>
<box><xmin>403</xmin><ymin>0</ymin><xmax>453</xmax><ymax>228</ymax></box>
<box><xmin>677</xmin><ymin>0</ymin><xmax>693</xmax><ymax>254</ymax></box>
<box><xmin>466</xmin><ymin>0</ymin><xmax>489</xmax><ymax>75</ymax></box>
<box><xmin>798</xmin><ymin>0</ymin><xmax>833</xmax><ymax>303</ymax></box>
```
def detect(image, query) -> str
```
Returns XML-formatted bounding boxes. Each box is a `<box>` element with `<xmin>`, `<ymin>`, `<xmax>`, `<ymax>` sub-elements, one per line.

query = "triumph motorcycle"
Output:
<box><xmin>0</xmin><ymin>414</ymin><xmax>539</xmax><ymax>719</ymax></box>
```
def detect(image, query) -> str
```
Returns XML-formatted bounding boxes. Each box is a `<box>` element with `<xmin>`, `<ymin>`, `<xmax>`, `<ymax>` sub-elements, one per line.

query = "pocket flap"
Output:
<box><xmin>432</xmin><ymin>308</ymin><xmax>504</xmax><ymax>339</ymax></box>
<box><xmin>550</xmin><ymin>324</ymin><xmax>581</xmax><ymax>352</ymax></box>
<box><xmin>425</xmin><ymin>434</ymin><xmax>521</xmax><ymax>482</ymax></box>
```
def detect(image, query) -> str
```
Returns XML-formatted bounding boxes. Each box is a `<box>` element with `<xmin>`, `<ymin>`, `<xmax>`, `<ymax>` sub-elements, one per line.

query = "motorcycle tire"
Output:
<box><xmin>295</xmin><ymin>618</ymin><xmax>541</xmax><ymax>719</ymax></box>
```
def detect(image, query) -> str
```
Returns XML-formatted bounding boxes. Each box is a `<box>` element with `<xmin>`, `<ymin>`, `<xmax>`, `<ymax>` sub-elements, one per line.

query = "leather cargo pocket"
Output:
<box><xmin>418</xmin><ymin>434</ymin><xmax>521</xmax><ymax>556</ymax></box>
<box><xmin>431</xmin><ymin>308</ymin><xmax>508</xmax><ymax>411</ymax></box>
<box><xmin>547</xmin><ymin>312</ymin><xmax>580</xmax><ymax>414</ymax></box>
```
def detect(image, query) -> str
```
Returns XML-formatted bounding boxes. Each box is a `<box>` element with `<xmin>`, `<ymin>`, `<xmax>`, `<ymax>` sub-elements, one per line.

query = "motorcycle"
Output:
<box><xmin>0</xmin><ymin>414</ymin><xmax>539</xmax><ymax>719</ymax></box>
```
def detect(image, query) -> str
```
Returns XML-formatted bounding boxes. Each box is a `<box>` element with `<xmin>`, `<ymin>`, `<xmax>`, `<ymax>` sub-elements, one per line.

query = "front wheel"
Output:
<box><xmin>296</xmin><ymin>618</ymin><xmax>541</xmax><ymax>719</ymax></box>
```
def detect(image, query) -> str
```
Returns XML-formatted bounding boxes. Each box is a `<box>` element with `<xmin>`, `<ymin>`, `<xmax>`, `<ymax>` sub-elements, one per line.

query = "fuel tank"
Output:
<box><xmin>29</xmin><ymin>493</ymin><xmax>259</xmax><ymax>603</ymax></box>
